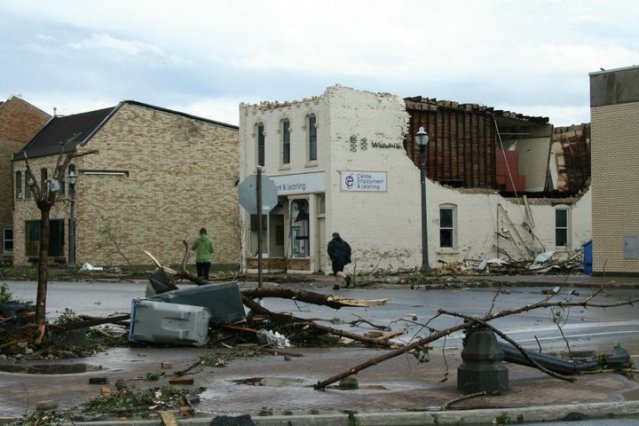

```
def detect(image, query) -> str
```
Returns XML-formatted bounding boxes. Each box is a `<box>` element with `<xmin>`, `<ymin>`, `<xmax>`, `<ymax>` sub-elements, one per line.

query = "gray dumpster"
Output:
<box><xmin>129</xmin><ymin>298</ymin><xmax>211</xmax><ymax>346</ymax></box>
<box><xmin>150</xmin><ymin>281</ymin><xmax>245</xmax><ymax>326</ymax></box>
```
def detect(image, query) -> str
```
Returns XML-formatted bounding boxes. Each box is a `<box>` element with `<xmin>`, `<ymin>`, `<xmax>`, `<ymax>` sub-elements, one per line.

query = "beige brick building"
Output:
<box><xmin>12</xmin><ymin>101</ymin><xmax>240</xmax><ymax>268</ymax></box>
<box><xmin>0</xmin><ymin>97</ymin><xmax>50</xmax><ymax>264</ymax></box>
<box><xmin>590</xmin><ymin>66</ymin><xmax>639</xmax><ymax>275</ymax></box>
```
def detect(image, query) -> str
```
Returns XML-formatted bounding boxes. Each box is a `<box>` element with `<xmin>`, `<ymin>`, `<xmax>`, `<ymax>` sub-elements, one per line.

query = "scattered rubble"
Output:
<box><xmin>435</xmin><ymin>248</ymin><xmax>584</xmax><ymax>277</ymax></box>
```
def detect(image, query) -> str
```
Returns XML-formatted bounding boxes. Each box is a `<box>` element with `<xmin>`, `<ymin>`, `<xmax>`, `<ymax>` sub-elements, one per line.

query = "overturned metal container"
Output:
<box><xmin>150</xmin><ymin>281</ymin><xmax>246</xmax><ymax>327</ymax></box>
<box><xmin>129</xmin><ymin>298</ymin><xmax>211</xmax><ymax>346</ymax></box>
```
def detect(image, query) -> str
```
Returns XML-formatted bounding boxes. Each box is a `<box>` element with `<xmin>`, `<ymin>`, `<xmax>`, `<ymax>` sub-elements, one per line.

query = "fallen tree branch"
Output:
<box><xmin>242</xmin><ymin>287</ymin><xmax>387</xmax><ymax>309</ymax></box>
<box><xmin>314</xmin><ymin>292</ymin><xmax>639</xmax><ymax>390</ymax></box>
<box><xmin>241</xmin><ymin>296</ymin><xmax>396</xmax><ymax>348</ymax></box>
<box><xmin>349</xmin><ymin>314</ymin><xmax>389</xmax><ymax>330</ymax></box>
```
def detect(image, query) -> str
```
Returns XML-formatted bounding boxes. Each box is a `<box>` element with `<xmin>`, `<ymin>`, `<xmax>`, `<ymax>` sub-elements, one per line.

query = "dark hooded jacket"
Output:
<box><xmin>327</xmin><ymin>236</ymin><xmax>351</xmax><ymax>265</ymax></box>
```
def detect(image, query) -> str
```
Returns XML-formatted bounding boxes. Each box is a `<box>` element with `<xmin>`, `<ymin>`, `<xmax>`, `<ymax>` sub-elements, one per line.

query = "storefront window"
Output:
<box><xmin>290</xmin><ymin>199</ymin><xmax>309</xmax><ymax>257</ymax></box>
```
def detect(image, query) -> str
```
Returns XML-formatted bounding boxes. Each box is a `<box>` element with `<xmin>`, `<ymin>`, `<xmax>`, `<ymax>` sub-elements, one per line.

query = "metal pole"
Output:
<box><xmin>420</xmin><ymin>146</ymin><xmax>431</xmax><ymax>274</ymax></box>
<box><xmin>256</xmin><ymin>166</ymin><xmax>263</xmax><ymax>289</ymax></box>
<box><xmin>68</xmin><ymin>191</ymin><xmax>76</xmax><ymax>270</ymax></box>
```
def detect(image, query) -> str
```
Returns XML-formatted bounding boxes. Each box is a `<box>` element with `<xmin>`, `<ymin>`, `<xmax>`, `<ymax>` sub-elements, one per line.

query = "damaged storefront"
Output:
<box><xmin>239</xmin><ymin>86</ymin><xmax>592</xmax><ymax>276</ymax></box>
<box><xmin>245</xmin><ymin>172</ymin><xmax>327</xmax><ymax>273</ymax></box>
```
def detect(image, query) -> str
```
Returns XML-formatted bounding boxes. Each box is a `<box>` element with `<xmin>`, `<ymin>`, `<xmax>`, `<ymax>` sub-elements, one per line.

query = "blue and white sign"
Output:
<box><xmin>340</xmin><ymin>171</ymin><xmax>387</xmax><ymax>192</ymax></box>
<box><xmin>272</xmin><ymin>171</ymin><xmax>325</xmax><ymax>195</ymax></box>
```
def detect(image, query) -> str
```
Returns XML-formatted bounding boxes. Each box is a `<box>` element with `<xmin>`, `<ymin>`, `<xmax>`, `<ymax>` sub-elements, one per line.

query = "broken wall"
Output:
<box><xmin>425</xmin><ymin>181</ymin><xmax>592</xmax><ymax>266</ymax></box>
<box><xmin>325</xmin><ymin>86</ymin><xmax>421</xmax><ymax>274</ymax></box>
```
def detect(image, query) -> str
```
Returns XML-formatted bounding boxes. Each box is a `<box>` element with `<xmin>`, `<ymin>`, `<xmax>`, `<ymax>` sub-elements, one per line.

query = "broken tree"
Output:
<box><xmin>314</xmin><ymin>286</ymin><xmax>639</xmax><ymax>389</ymax></box>
<box><xmin>22</xmin><ymin>135</ymin><xmax>98</xmax><ymax>329</ymax></box>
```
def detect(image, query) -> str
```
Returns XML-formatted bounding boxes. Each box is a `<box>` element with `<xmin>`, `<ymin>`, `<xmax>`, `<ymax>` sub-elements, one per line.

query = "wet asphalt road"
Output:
<box><xmin>4</xmin><ymin>279</ymin><xmax>639</xmax><ymax>354</ymax></box>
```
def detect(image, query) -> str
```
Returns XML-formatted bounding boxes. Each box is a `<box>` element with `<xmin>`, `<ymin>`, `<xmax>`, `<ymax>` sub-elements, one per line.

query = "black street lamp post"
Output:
<box><xmin>68</xmin><ymin>170</ymin><xmax>77</xmax><ymax>270</ymax></box>
<box><xmin>415</xmin><ymin>126</ymin><xmax>431</xmax><ymax>274</ymax></box>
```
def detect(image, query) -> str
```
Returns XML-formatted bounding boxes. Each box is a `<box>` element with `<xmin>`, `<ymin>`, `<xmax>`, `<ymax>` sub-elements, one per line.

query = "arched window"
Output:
<box><xmin>25</xmin><ymin>173</ymin><xmax>32</xmax><ymax>198</ymax></box>
<box><xmin>15</xmin><ymin>171</ymin><xmax>22</xmax><ymax>199</ymax></box>
<box><xmin>281</xmin><ymin>118</ymin><xmax>290</xmax><ymax>165</ymax></box>
<box><xmin>308</xmin><ymin>114</ymin><xmax>317</xmax><ymax>162</ymax></box>
<box><xmin>256</xmin><ymin>123</ymin><xmax>265</xmax><ymax>167</ymax></box>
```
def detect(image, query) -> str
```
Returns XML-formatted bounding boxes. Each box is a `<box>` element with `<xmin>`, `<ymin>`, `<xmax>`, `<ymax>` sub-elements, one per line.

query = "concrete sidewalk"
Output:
<box><xmin>1</xmin><ymin>346</ymin><xmax>638</xmax><ymax>425</ymax></box>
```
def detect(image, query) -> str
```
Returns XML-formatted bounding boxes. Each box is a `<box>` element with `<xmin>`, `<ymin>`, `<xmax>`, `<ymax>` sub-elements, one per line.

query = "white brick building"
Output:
<box><xmin>239</xmin><ymin>85</ymin><xmax>591</xmax><ymax>275</ymax></box>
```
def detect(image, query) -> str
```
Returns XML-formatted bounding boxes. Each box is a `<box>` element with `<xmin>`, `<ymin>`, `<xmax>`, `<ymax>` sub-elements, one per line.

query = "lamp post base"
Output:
<box><xmin>420</xmin><ymin>264</ymin><xmax>431</xmax><ymax>275</ymax></box>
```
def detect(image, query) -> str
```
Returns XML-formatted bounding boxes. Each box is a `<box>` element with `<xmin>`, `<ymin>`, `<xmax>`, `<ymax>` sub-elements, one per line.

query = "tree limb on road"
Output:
<box><xmin>242</xmin><ymin>287</ymin><xmax>388</xmax><ymax>309</ymax></box>
<box><xmin>314</xmin><ymin>290</ymin><xmax>639</xmax><ymax>390</ymax></box>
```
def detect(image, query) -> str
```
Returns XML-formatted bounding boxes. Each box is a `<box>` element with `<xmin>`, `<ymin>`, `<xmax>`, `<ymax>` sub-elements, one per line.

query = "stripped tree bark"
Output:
<box><xmin>22</xmin><ymin>135</ymin><xmax>98</xmax><ymax>328</ymax></box>
<box><xmin>314</xmin><ymin>290</ymin><xmax>639</xmax><ymax>389</ymax></box>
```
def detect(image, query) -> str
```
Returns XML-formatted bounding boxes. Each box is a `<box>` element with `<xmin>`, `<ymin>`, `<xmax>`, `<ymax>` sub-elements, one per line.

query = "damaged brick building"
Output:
<box><xmin>403</xmin><ymin>97</ymin><xmax>592</xmax><ymax>270</ymax></box>
<box><xmin>238</xmin><ymin>85</ymin><xmax>591</xmax><ymax>275</ymax></box>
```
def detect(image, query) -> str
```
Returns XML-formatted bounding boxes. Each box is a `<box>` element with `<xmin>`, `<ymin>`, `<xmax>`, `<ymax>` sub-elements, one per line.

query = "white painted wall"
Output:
<box><xmin>322</xmin><ymin>85</ymin><xmax>421</xmax><ymax>274</ymax></box>
<box><xmin>426</xmin><ymin>182</ymin><xmax>592</xmax><ymax>265</ymax></box>
<box><xmin>239</xmin><ymin>85</ymin><xmax>592</xmax><ymax>274</ymax></box>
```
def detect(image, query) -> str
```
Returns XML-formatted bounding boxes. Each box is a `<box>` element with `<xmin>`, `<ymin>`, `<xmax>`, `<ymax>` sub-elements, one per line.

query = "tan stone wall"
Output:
<box><xmin>591</xmin><ymin>102</ymin><xmax>639</xmax><ymax>274</ymax></box>
<box><xmin>0</xmin><ymin>97</ymin><xmax>49</xmax><ymax>261</ymax></box>
<box><xmin>12</xmin><ymin>103</ymin><xmax>240</xmax><ymax>268</ymax></box>
<box><xmin>12</xmin><ymin>155</ymin><xmax>71</xmax><ymax>263</ymax></box>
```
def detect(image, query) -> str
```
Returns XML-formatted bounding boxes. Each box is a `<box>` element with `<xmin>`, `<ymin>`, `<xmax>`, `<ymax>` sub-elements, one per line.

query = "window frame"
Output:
<box><xmin>15</xmin><ymin>170</ymin><xmax>22</xmax><ymax>199</ymax></box>
<box><xmin>281</xmin><ymin>118</ymin><xmax>291</xmax><ymax>166</ymax></box>
<box><xmin>3</xmin><ymin>228</ymin><xmax>13</xmax><ymax>254</ymax></box>
<box><xmin>256</xmin><ymin>123</ymin><xmax>265</xmax><ymax>167</ymax></box>
<box><xmin>555</xmin><ymin>207</ymin><xmax>570</xmax><ymax>247</ymax></box>
<box><xmin>439</xmin><ymin>204</ymin><xmax>457</xmax><ymax>249</ymax></box>
<box><xmin>307</xmin><ymin>114</ymin><xmax>317</xmax><ymax>163</ymax></box>
<box><xmin>25</xmin><ymin>172</ymin><xmax>33</xmax><ymax>198</ymax></box>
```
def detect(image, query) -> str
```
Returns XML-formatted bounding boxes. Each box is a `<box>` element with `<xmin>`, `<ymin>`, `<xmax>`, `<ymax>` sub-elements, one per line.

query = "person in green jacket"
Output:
<box><xmin>191</xmin><ymin>227</ymin><xmax>214</xmax><ymax>281</ymax></box>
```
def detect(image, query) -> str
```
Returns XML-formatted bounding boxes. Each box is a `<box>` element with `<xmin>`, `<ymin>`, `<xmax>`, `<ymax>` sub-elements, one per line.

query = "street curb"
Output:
<box><xmin>8</xmin><ymin>400</ymin><xmax>635</xmax><ymax>426</ymax></box>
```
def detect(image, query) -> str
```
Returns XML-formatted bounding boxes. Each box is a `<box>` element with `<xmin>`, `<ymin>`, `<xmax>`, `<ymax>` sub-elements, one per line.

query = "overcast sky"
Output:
<box><xmin>2</xmin><ymin>0</ymin><xmax>638</xmax><ymax>126</ymax></box>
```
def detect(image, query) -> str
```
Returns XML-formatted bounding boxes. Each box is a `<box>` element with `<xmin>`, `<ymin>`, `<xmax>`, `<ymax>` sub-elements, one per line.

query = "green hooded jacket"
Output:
<box><xmin>192</xmin><ymin>234</ymin><xmax>214</xmax><ymax>262</ymax></box>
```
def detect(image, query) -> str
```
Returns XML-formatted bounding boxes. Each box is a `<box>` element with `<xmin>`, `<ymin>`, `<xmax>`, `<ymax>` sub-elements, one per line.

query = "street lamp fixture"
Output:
<box><xmin>68</xmin><ymin>169</ymin><xmax>77</xmax><ymax>270</ymax></box>
<box><xmin>415</xmin><ymin>126</ymin><xmax>431</xmax><ymax>274</ymax></box>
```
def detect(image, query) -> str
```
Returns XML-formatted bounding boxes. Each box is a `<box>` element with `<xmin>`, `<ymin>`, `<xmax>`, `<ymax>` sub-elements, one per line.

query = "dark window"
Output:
<box><xmin>282</xmin><ymin>119</ymin><xmax>290</xmax><ymax>165</ymax></box>
<box><xmin>25</xmin><ymin>173</ymin><xmax>32</xmax><ymax>198</ymax></box>
<box><xmin>40</xmin><ymin>167</ymin><xmax>47</xmax><ymax>190</ymax></box>
<box><xmin>440</xmin><ymin>207</ymin><xmax>454</xmax><ymax>248</ymax></box>
<box><xmin>3</xmin><ymin>229</ymin><xmax>13</xmax><ymax>253</ymax></box>
<box><xmin>555</xmin><ymin>209</ymin><xmax>568</xmax><ymax>246</ymax></box>
<box><xmin>15</xmin><ymin>171</ymin><xmax>22</xmax><ymax>199</ymax></box>
<box><xmin>25</xmin><ymin>220</ymin><xmax>40</xmax><ymax>256</ymax></box>
<box><xmin>308</xmin><ymin>115</ymin><xmax>317</xmax><ymax>161</ymax></box>
<box><xmin>257</xmin><ymin>124</ymin><xmax>265</xmax><ymax>167</ymax></box>
<box><xmin>25</xmin><ymin>220</ymin><xmax>65</xmax><ymax>257</ymax></box>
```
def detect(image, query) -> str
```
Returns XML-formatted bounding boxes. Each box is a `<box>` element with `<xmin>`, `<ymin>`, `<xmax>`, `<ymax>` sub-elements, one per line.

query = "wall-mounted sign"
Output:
<box><xmin>340</xmin><ymin>171</ymin><xmax>387</xmax><ymax>192</ymax></box>
<box><xmin>272</xmin><ymin>171</ymin><xmax>325</xmax><ymax>195</ymax></box>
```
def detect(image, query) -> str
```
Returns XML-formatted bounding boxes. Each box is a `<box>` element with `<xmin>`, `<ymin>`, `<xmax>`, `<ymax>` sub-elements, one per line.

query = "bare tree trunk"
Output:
<box><xmin>35</xmin><ymin>206</ymin><xmax>51</xmax><ymax>325</ymax></box>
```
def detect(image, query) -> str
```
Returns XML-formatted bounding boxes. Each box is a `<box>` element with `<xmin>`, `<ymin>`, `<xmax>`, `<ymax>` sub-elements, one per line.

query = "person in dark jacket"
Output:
<box><xmin>327</xmin><ymin>232</ymin><xmax>352</xmax><ymax>288</ymax></box>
